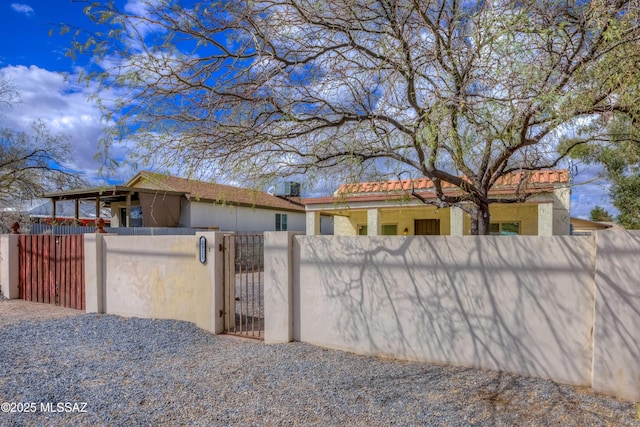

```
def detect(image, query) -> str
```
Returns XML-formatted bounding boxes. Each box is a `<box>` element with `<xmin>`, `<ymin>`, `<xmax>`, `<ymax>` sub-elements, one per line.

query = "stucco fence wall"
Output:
<box><xmin>1</xmin><ymin>231</ymin><xmax>638</xmax><ymax>401</ymax></box>
<box><xmin>84</xmin><ymin>232</ymin><xmax>224</xmax><ymax>334</ymax></box>
<box><xmin>264</xmin><ymin>231</ymin><xmax>640</xmax><ymax>402</ymax></box>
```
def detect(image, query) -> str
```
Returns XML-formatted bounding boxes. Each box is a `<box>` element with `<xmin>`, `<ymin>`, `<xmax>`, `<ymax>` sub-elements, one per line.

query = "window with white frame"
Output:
<box><xmin>275</xmin><ymin>213</ymin><xmax>288</xmax><ymax>231</ymax></box>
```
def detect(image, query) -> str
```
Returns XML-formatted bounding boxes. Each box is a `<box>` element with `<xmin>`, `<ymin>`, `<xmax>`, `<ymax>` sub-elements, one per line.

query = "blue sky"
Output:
<box><xmin>0</xmin><ymin>1</ymin><xmax>618</xmax><ymax>218</ymax></box>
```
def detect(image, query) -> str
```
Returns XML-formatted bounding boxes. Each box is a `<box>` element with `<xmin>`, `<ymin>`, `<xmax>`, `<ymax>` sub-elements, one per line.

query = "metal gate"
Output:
<box><xmin>18</xmin><ymin>235</ymin><xmax>85</xmax><ymax>310</ymax></box>
<box><xmin>221</xmin><ymin>234</ymin><xmax>264</xmax><ymax>339</ymax></box>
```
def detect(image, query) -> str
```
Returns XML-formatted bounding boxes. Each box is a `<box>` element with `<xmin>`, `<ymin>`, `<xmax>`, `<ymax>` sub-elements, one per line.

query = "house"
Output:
<box><xmin>570</xmin><ymin>217</ymin><xmax>621</xmax><ymax>236</ymax></box>
<box><xmin>43</xmin><ymin>171</ymin><xmax>306</xmax><ymax>232</ymax></box>
<box><xmin>304</xmin><ymin>170</ymin><xmax>570</xmax><ymax>236</ymax></box>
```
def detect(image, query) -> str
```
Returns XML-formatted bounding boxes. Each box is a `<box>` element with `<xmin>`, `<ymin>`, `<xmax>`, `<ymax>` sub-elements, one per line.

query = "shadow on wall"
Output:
<box><xmin>294</xmin><ymin>235</ymin><xmax>595</xmax><ymax>386</ymax></box>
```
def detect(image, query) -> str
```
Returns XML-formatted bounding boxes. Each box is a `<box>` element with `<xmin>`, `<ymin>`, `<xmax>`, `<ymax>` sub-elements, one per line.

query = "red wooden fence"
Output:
<box><xmin>18</xmin><ymin>235</ymin><xmax>85</xmax><ymax>310</ymax></box>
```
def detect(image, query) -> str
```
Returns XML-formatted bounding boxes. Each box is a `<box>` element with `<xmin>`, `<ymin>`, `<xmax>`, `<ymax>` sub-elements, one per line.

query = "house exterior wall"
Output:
<box><xmin>111</xmin><ymin>199</ymin><xmax>305</xmax><ymax>232</ymax></box>
<box><xmin>186</xmin><ymin>201</ymin><xmax>305</xmax><ymax>232</ymax></box>
<box><xmin>331</xmin><ymin>204</ymin><xmax>541</xmax><ymax>235</ymax></box>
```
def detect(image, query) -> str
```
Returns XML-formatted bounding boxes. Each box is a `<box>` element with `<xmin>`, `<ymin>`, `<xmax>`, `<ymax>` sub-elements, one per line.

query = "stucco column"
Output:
<box><xmin>84</xmin><ymin>233</ymin><xmax>105</xmax><ymax>313</ymax></box>
<box><xmin>450</xmin><ymin>206</ymin><xmax>464</xmax><ymax>236</ymax></box>
<box><xmin>367</xmin><ymin>209</ymin><xmax>380</xmax><ymax>236</ymax></box>
<box><xmin>553</xmin><ymin>185</ymin><xmax>571</xmax><ymax>235</ymax></box>
<box><xmin>306</xmin><ymin>211</ymin><xmax>321</xmax><ymax>236</ymax></box>
<box><xmin>537</xmin><ymin>202</ymin><xmax>553</xmax><ymax>236</ymax></box>
<box><xmin>0</xmin><ymin>235</ymin><xmax>20</xmax><ymax>299</ymax></box>
<box><xmin>198</xmin><ymin>232</ymin><xmax>224</xmax><ymax>334</ymax></box>
<box><xmin>264</xmin><ymin>231</ymin><xmax>298</xmax><ymax>343</ymax></box>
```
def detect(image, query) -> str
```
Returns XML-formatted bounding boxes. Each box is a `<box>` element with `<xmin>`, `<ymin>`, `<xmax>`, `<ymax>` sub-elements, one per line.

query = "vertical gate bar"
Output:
<box><xmin>224</xmin><ymin>236</ymin><xmax>235</xmax><ymax>332</ymax></box>
<box><xmin>251</xmin><ymin>234</ymin><xmax>255</xmax><ymax>336</ymax></box>
<box><xmin>227</xmin><ymin>235</ymin><xmax>232</xmax><ymax>332</ymax></box>
<box><xmin>222</xmin><ymin>235</ymin><xmax>227</xmax><ymax>332</ymax></box>
<box><xmin>258</xmin><ymin>234</ymin><xmax>262</xmax><ymax>337</ymax></box>
<box><xmin>236</xmin><ymin>235</ymin><xmax>245</xmax><ymax>334</ymax></box>
<box><xmin>245</xmin><ymin>235</ymin><xmax>250</xmax><ymax>336</ymax></box>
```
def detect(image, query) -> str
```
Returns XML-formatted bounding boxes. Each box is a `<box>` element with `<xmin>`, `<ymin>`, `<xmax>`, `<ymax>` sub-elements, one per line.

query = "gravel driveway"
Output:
<box><xmin>0</xmin><ymin>300</ymin><xmax>638</xmax><ymax>426</ymax></box>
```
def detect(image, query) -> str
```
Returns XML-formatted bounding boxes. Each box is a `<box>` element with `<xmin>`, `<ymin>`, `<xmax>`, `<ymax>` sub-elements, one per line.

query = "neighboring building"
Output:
<box><xmin>43</xmin><ymin>171</ymin><xmax>306</xmax><ymax>233</ymax></box>
<box><xmin>304</xmin><ymin>170</ymin><xmax>571</xmax><ymax>236</ymax></box>
<box><xmin>570</xmin><ymin>218</ymin><xmax>621</xmax><ymax>236</ymax></box>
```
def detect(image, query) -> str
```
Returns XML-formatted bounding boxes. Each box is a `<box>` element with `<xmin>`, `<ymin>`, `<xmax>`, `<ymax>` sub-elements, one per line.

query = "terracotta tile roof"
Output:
<box><xmin>128</xmin><ymin>171</ymin><xmax>305</xmax><ymax>212</ymax></box>
<box><xmin>337</xmin><ymin>170</ymin><xmax>568</xmax><ymax>195</ymax></box>
<box><xmin>305</xmin><ymin>170</ymin><xmax>568</xmax><ymax>205</ymax></box>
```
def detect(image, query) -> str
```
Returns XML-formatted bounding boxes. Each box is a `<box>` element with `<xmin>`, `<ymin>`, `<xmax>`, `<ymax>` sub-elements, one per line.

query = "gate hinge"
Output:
<box><xmin>219</xmin><ymin>244</ymin><xmax>225</xmax><ymax>252</ymax></box>
<box><xmin>219</xmin><ymin>310</ymin><xmax>225</xmax><ymax>318</ymax></box>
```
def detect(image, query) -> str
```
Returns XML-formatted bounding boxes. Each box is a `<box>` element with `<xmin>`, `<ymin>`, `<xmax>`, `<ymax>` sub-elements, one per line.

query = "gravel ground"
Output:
<box><xmin>0</xmin><ymin>302</ymin><xmax>639</xmax><ymax>426</ymax></box>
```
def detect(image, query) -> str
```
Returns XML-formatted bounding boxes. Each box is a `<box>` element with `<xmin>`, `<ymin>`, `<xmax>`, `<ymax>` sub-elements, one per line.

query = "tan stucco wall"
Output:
<box><xmin>290</xmin><ymin>235</ymin><xmax>595</xmax><ymax>386</ymax></box>
<box><xmin>592</xmin><ymin>231</ymin><xmax>640</xmax><ymax>401</ymax></box>
<box><xmin>85</xmin><ymin>233</ymin><xmax>221</xmax><ymax>333</ymax></box>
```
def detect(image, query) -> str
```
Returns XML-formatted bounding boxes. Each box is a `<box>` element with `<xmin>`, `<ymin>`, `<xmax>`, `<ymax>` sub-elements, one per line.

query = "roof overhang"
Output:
<box><xmin>43</xmin><ymin>186</ymin><xmax>187</xmax><ymax>204</ymax></box>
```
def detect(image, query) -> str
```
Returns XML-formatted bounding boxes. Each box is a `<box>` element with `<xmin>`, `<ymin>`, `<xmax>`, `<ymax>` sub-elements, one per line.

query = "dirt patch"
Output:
<box><xmin>0</xmin><ymin>299</ymin><xmax>83</xmax><ymax>328</ymax></box>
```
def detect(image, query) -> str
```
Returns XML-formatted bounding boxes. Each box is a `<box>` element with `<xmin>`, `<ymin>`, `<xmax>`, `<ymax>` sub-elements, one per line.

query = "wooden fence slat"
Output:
<box><xmin>48</xmin><ymin>235</ymin><xmax>55</xmax><ymax>304</ymax></box>
<box><xmin>36</xmin><ymin>235</ymin><xmax>43</xmax><ymax>303</ymax></box>
<box><xmin>55</xmin><ymin>236</ymin><xmax>61</xmax><ymax>306</ymax></box>
<box><xmin>78</xmin><ymin>236</ymin><xmax>85</xmax><ymax>310</ymax></box>
<box><xmin>26</xmin><ymin>236</ymin><xmax>33</xmax><ymax>302</ymax></box>
<box><xmin>71</xmin><ymin>236</ymin><xmax>78</xmax><ymax>309</ymax></box>
<box><xmin>66</xmin><ymin>236</ymin><xmax>72</xmax><ymax>308</ymax></box>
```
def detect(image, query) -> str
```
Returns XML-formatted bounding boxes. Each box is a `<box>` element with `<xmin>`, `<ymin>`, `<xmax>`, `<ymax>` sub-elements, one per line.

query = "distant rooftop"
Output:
<box><xmin>129</xmin><ymin>171</ymin><xmax>305</xmax><ymax>213</ymax></box>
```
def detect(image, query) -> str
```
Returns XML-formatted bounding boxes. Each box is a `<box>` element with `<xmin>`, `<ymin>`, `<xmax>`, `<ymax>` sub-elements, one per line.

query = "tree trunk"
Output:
<box><xmin>469</xmin><ymin>202</ymin><xmax>491</xmax><ymax>235</ymax></box>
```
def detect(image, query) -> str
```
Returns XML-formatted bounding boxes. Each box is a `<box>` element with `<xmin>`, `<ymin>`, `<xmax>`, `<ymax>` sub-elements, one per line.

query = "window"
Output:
<box><xmin>489</xmin><ymin>222</ymin><xmax>520</xmax><ymax>235</ymax></box>
<box><xmin>381</xmin><ymin>224</ymin><xmax>398</xmax><ymax>235</ymax></box>
<box><xmin>120</xmin><ymin>206</ymin><xmax>143</xmax><ymax>227</ymax></box>
<box><xmin>357</xmin><ymin>225</ymin><xmax>368</xmax><ymax>235</ymax></box>
<box><xmin>275</xmin><ymin>213</ymin><xmax>288</xmax><ymax>231</ymax></box>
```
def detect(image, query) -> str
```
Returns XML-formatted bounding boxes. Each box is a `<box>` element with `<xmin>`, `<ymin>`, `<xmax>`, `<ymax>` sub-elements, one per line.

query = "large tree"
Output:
<box><xmin>71</xmin><ymin>0</ymin><xmax>640</xmax><ymax>234</ymax></box>
<box><xmin>0</xmin><ymin>78</ymin><xmax>86</xmax><ymax>206</ymax></box>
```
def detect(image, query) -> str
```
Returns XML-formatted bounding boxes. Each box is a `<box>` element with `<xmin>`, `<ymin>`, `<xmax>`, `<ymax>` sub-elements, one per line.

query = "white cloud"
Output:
<box><xmin>569</xmin><ymin>163</ymin><xmax>618</xmax><ymax>220</ymax></box>
<box><xmin>10</xmin><ymin>3</ymin><xmax>34</xmax><ymax>15</ymax></box>
<box><xmin>0</xmin><ymin>65</ymin><xmax>136</xmax><ymax>185</ymax></box>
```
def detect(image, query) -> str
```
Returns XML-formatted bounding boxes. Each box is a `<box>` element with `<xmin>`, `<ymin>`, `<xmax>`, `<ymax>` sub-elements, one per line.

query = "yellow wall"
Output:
<box><xmin>331</xmin><ymin>203</ymin><xmax>539</xmax><ymax>235</ymax></box>
<box><xmin>462</xmin><ymin>203</ymin><xmax>538</xmax><ymax>235</ymax></box>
